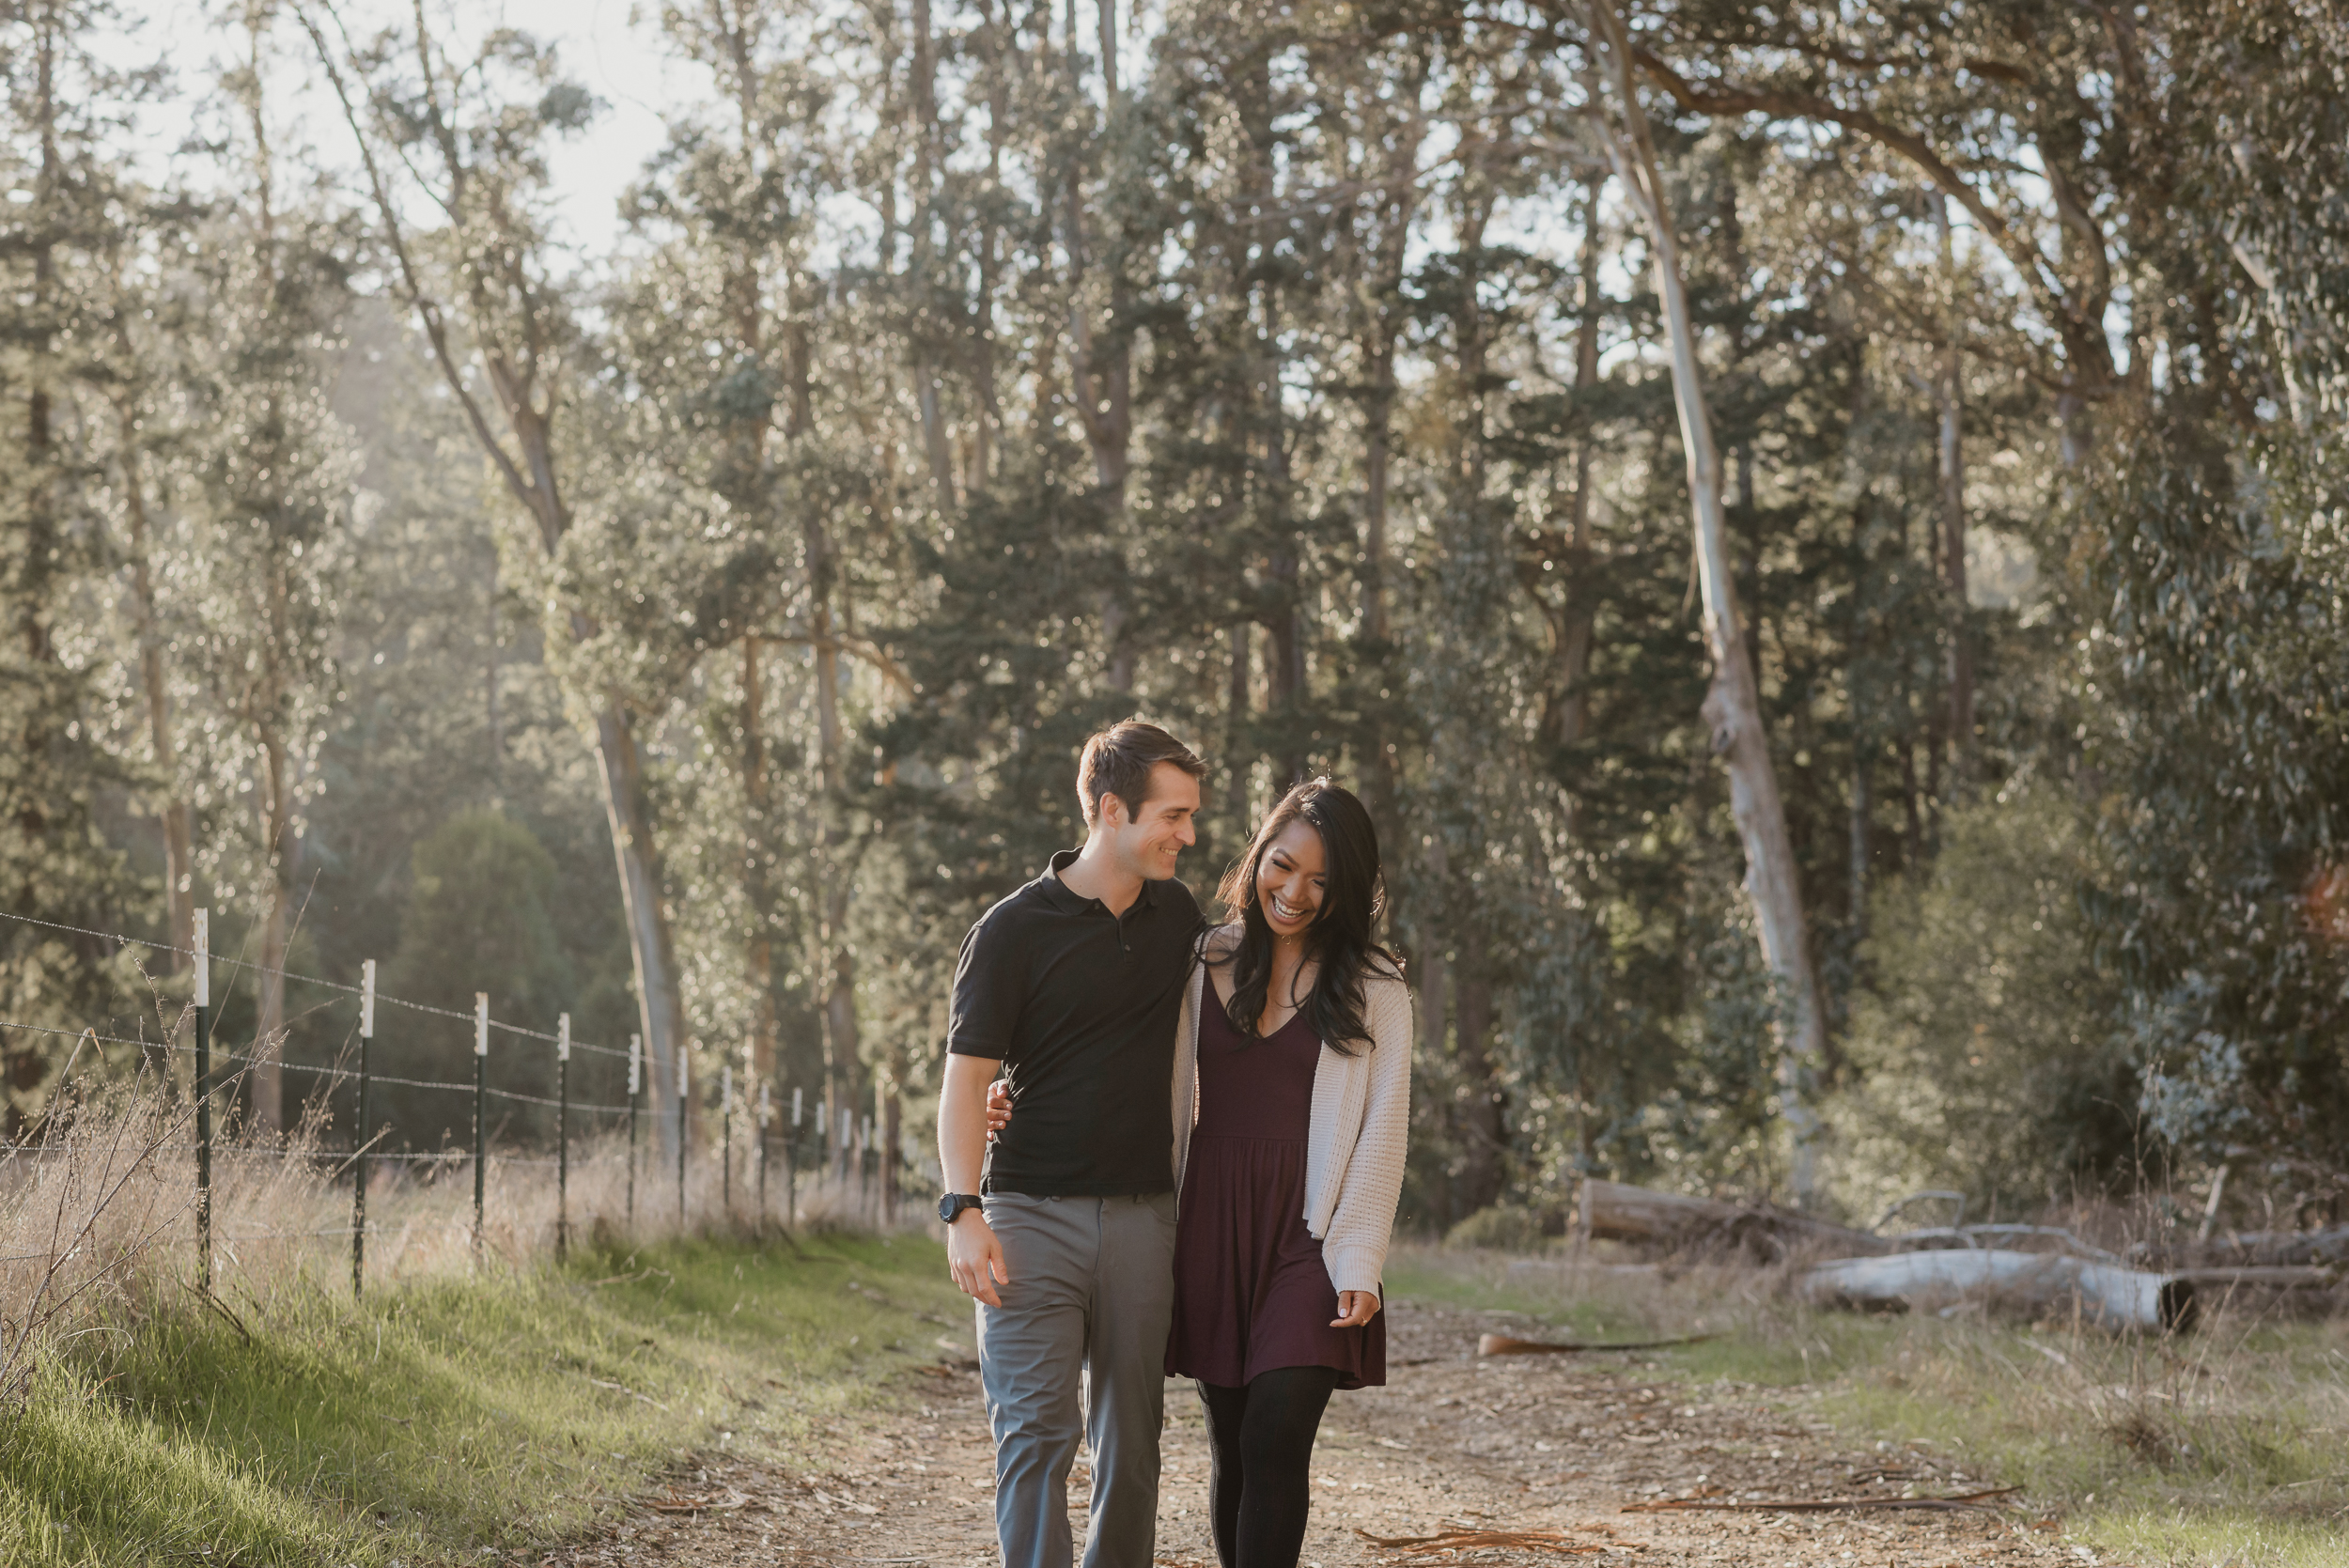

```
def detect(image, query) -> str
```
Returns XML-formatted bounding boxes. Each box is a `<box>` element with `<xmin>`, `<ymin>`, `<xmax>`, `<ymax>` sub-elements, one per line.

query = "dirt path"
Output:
<box><xmin>544</xmin><ymin>1299</ymin><xmax>2097</xmax><ymax>1568</ymax></box>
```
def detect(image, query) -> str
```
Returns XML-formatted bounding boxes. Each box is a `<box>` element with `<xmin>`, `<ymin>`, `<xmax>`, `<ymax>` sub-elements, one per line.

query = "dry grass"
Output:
<box><xmin>0</xmin><ymin>1071</ymin><xmax>914</xmax><ymax>1393</ymax></box>
<box><xmin>0</xmin><ymin>1069</ymin><xmax>957</xmax><ymax>1565</ymax></box>
<box><xmin>1391</xmin><ymin>1244</ymin><xmax>2349</xmax><ymax>1565</ymax></box>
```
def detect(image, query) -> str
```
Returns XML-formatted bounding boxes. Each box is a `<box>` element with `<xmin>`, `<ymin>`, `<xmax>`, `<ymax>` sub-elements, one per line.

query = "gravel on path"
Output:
<box><xmin>533</xmin><ymin>1298</ymin><xmax>2102</xmax><ymax>1568</ymax></box>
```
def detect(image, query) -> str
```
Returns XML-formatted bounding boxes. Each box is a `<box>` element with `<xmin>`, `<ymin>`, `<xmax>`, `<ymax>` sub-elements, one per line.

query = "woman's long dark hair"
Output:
<box><xmin>1209</xmin><ymin>779</ymin><xmax>1402</xmax><ymax>1054</ymax></box>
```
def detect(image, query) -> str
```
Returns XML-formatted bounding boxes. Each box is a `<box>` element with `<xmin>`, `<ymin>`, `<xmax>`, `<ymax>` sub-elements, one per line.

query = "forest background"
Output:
<box><xmin>3</xmin><ymin>0</ymin><xmax>2343</xmax><ymax>1241</ymax></box>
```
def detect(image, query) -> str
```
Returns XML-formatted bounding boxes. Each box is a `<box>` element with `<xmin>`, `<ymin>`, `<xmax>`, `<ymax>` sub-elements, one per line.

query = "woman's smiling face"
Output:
<box><xmin>1255</xmin><ymin>816</ymin><xmax>1328</xmax><ymax>940</ymax></box>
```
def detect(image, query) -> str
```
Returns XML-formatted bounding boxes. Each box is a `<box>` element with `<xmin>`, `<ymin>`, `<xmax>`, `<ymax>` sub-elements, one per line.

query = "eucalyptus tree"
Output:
<box><xmin>0</xmin><ymin>0</ymin><xmax>168</xmax><ymax>1115</ymax></box>
<box><xmin>1579</xmin><ymin>0</ymin><xmax>1829</xmax><ymax>1195</ymax></box>
<box><xmin>609</xmin><ymin>0</ymin><xmax>945</xmax><ymax>1160</ymax></box>
<box><xmin>143</xmin><ymin>18</ymin><xmax>364</xmax><ymax>1131</ymax></box>
<box><xmin>302</xmin><ymin>6</ymin><xmax>702</xmax><ymax>1153</ymax></box>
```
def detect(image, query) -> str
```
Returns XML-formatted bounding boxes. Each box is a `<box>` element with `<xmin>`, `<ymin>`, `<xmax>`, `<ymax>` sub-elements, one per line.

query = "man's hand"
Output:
<box><xmin>986</xmin><ymin>1079</ymin><xmax>1012</xmax><ymax>1137</ymax></box>
<box><xmin>1330</xmin><ymin>1290</ymin><xmax>1380</xmax><ymax>1328</ymax></box>
<box><xmin>947</xmin><ymin>1210</ymin><xmax>1009</xmax><ymax>1307</ymax></box>
<box><xmin>938</xmin><ymin>1053</ymin><xmax>1004</xmax><ymax>1305</ymax></box>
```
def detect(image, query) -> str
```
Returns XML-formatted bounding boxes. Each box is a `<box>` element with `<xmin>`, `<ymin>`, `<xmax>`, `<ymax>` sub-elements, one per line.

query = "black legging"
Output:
<box><xmin>1195</xmin><ymin>1366</ymin><xmax>1344</xmax><ymax>1568</ymax></box>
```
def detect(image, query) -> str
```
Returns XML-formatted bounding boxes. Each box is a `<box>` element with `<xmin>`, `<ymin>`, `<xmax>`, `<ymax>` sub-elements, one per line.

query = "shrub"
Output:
<box><xmin>1826</xmin><ymin>788</ymin><xmax>2139</xmax><ymax>1222</ymax></box>
<box><xmin>1445</xmin><ymin>1203</ymin><xmax>1566</xmax><ymax>1252</ymax></box>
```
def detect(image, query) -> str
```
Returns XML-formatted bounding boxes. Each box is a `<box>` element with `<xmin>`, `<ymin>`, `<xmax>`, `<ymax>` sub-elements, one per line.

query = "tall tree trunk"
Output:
<box><xmin>115</xmin><ymin>401</ymin><xmax>194</xmax><ymax>973</ymax></box>
<box><xmin>1352</xmin><ymin>75</ymin><xmax>1423</xmax><ymax>922</ymax></box>
<box><xmin>1058</xmin><ymin>5</ymin><xmax>1133</xmax><ymax>689</ymax></box>
<box><xmin>245</xmin><ymin>30</ymin><xmax>290</xmax><ymax>1135</ymax></box>
<box><xmin>1225</xmin><ymin>622</ymin><xmax>1252</xmax><ymax>832</ymax></box>
<box><xmin>1849</xmin><ymin>745</ymin><xmax>1871</xmax><ymax>946</ymax></box>
<box><xmin>1355</xmin><ymin>114</ymin><xmax>1420</xmax><ymax>652</ymax></box>
<box><xmin>305</xmin><ymin>8</ymin><xmax>699</xmax><ymax>1160</ymax></box>
<box><xmin>910</xmin><ymin>0</ymin><xmax>957</xmax><ymax>515</ymax></box>
<box><xmin>252</xmin><ymin>724</ymin><xmax>295</xmax><ymax>1134</ymax></box>
<box><xmin>1452</xmin><ymin>926</ymin><xmax>1504</xmax><ymax>1220</ymax></box>
<box><xmin>1531</xmin><ymin>194</ymin><xmax>1606</xmax><ymax>829</ymax></box>
<box><xmin>1415</xmin><ymin>835</ymin><xmax>1451</xmax><ymax>1216</ymax></box>
<box><xmin>597</xmin><ymin>706</ymin><xmax>693</xmax><ymax>1156</ymax></box>
<box><xmin>1900</xmin><ymin>737</ymin><xmax>1923</xmax><ymax>867</ymax></box>
<box><xmin>1264</xmin><ymin>559</ymin><xmax>1303</xmax><ymax>785</ymax></box>
<box><xmin>1428</xmin><ymin>182</ymin><xmax>1511</xmax><ymax>1211</ymax></box>
<box><xmin>880</xmin><ymin>1057</ymin><xmax>904</xmax><ymax>1222</ymax></box>
<box><xmin>968</xmin><ymin>0</ymin><xmax>1012</xmax><ymax>494</ymax></box>
<box><xmin>485</xmin><ymin>545</ymin><xmax>501</xmax><ymax>792</ymax></box>
<box><xmin>1588</xmin><ymin>1</ymin><xmax>1829</xmax><ymax>1200</ymax></box>
<box><xmin>744</xmin><ymin>636</ymin><xmax>777</xmax><ymax>1090</ymax></box>
<box><xmin>1932</xmin><ymin>194</ymin><xmax>1973</xmax><ymax>779</ymax></box>
<box><xmin>814</xmin><ymin>604</ymin><xmax>858</xmax><ymax>1176</ymax></box>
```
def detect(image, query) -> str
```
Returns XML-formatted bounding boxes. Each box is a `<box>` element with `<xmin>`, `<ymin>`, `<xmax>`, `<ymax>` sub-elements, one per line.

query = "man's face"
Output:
<box><xmin>1104</xmin><ymin>762</ymin><xmax>1201</xmax><ymax>881</ymax></box>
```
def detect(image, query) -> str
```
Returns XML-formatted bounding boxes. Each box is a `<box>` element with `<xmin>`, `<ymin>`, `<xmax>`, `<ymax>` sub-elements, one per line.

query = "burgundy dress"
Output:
<box><xmin>1166</xmin><ymin>984</ymin><xmax>1387</xmax><ymax>1389</ymax></box>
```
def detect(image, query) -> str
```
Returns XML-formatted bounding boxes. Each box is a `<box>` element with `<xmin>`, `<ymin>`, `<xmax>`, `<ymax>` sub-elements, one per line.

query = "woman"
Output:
<box><xmin>989</xmin><ymin>778</ymin><xmax>1411</xmax><ymax>1568</ymax></box>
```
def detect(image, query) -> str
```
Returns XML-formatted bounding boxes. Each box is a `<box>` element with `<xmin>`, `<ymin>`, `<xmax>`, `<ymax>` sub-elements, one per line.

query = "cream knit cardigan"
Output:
<box><xmin>1166</xmin><ymin>931</ymin><xmax>1413</xmax><ymax>1301</ymax></box>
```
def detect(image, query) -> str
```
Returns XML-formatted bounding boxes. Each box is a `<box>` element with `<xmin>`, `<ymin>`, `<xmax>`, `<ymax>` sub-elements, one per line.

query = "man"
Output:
<box><xmin>938</xmin><ymin>720</ymin><xmax>1208</xmax><ymax>1568</ymax></box>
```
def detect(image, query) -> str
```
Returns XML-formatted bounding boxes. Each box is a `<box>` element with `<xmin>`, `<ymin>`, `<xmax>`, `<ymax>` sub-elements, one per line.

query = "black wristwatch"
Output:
<box><xmin>939</xmin><ymin>1192</ymin><xmax>984</xmax><ymax>1224</ymax></box>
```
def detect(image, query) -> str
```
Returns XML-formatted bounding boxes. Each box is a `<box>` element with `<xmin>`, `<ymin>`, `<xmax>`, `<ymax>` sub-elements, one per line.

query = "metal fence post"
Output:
<box><xmin>193</xmin><ymin>908</ymin><xmax>211</xmax><ymax>1292</ymax></box>
<box><xmin>721</xmin><ymin>1061</ymin><xmax>734</xmax><ymax>1217</ymax></box>
<box><xmin>473</xmin><ymin>993</ymin><xmax>488</xmax><ymax>1256</ymax></box>
<box><xmin>355</xmin><ymin>959</ymin><xmax>375</xmax><ymax>1297</ymax></box>
<box><xmin>787</xmin><ymin>1085</ymin><xmax>801</xmax><ymax>1228</ymax></box>
<box><xmin>556</xmin><ymin>1012</ymin><xmax>570</xmax><ymax>1263</ymax></box>
<box><xmin>756</xmin><ymin>1081</ymin><xmax>770</xmax><ymax>1220</ymax></box>
<box><xmin>677</xmin><ymin>1042</ymin><xmax>689</xmax><ymax>1225</ymax></box>
<box><xmin>626</xmin><ymin>1034</ymin><xmax>641</xmax><ymax>1226</ymax></box>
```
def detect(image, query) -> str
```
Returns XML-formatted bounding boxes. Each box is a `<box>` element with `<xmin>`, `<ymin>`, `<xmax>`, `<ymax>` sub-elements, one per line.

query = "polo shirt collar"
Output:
<box><xmin>1038</xmin><ymin>848</ymin><xmax>1159</xmax><ymax>913</ymax></box>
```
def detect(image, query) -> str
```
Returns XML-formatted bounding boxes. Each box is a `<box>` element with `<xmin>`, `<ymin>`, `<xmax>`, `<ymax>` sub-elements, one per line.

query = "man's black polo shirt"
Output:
<box><xmin>947</xmin><ymin>849</ymin><xmax>1203</xmax><ymax>1196</ymax></box>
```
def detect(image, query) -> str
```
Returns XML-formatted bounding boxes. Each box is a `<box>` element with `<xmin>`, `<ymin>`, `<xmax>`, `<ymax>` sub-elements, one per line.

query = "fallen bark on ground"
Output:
<box><xmin>1477</xmin><ymin>1332</ymin><xmax>1719</xmax><ymax>1357</ymax></box>
<box><xmin>1624</xmin><ymin>1486</ymin><xmax>2019</xmax><ymax>1514</ymax></box>
<box><xmin>1356</xmin><ymin>1527</ymin><xmax>1608</xmax><ymax>1556</ymax></box>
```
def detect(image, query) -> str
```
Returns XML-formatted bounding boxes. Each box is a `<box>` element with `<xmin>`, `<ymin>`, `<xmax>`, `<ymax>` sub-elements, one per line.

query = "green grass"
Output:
<box><xmin>0</xmin><ymin>1231</ymin><xmax>966</xmax><ymax>1566</ymax></box>
<box><xmin>1387</xmin><ymin>1247</ymin><xmax>2349</xmax><ymax>1567</ymax></box>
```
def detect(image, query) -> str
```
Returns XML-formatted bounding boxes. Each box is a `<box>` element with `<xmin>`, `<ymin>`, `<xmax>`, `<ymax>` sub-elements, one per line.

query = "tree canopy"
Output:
<box><xmin>2</xmin><ymin>0</ymin><xmax>2341</xmax><ymax>1234</ymax></box>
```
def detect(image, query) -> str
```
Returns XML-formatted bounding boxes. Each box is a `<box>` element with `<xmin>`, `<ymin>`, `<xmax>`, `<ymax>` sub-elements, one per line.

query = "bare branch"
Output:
<box><xmin>294</xmin><ymin>1</ymin><xmax>542</xmax><ymax>517</ymax></box>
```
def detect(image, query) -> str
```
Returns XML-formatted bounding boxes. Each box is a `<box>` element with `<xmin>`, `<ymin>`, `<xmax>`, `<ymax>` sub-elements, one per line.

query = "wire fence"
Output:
<box><xmin>0</xmin><ymin>906</ymin><xmax>924</xmax><ymax>1296</ymax></box>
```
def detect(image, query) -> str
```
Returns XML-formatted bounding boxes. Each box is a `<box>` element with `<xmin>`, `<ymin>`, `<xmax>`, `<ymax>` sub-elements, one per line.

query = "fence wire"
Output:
<box><xmin>0</xmin><ymin>908</ymin><xmax>633</xmax><ymax>1057</ymax></box>
<box><xmin>0</xmin><ymin>907</ymin><xmax>925</xmax><ymax>1294</ymax></box>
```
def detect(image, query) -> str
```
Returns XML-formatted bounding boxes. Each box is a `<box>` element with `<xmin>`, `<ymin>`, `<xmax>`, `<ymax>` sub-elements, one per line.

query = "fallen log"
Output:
<box><xmin>1579</xmin><ymin>1179</ymin><xmax>1892</xmax><ymax>1260</ymax></box>
<box><xmin>1801</xmin><ymin>1250</ymin><xmax>2195</xmax><ymax>1331</ymax></box>
<box><xmin>2168</xmin><ymin>1265</ymin><xmax>2336</xmax><ymax>1290</ymax></box>
<box><xmin>2137</xmin><ymin>1224</ymin><xmax>2349</xmax><ymax>1270</ymax></box>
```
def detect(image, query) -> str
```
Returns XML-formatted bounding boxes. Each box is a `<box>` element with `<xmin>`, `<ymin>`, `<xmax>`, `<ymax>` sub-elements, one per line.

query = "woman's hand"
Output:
<box><xmin>1331</xmin><ymin>1290</ymin><xmax>1381</xmax><ymax>1328</ymax></box>
<box><xmin>985</xmin><ymin>1079</ymin><xmax>1012</xmax><ymax>1140</ymax></box>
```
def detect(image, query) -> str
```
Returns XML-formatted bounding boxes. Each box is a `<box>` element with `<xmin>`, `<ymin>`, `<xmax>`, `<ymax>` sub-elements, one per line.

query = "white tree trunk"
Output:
<box><xmin>596</xmin><ymin>706</ymin><xmax>692</xmax><ymax>1161</ymax></box>
<box><xmin>1586</xmin><ymin>2</ymin><xmax>1829</xmax><ymax>1200</ymax></box>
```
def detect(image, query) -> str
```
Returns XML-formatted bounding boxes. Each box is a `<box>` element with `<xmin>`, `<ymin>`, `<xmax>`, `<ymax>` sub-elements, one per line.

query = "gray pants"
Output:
<box><xmin>977</xmin><ymin>1191</ymin><xmax>1178</xmax><ymax>1568</ymax></box>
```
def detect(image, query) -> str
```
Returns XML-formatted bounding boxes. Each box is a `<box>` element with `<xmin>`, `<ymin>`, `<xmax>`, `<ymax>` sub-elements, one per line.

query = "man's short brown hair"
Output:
<box><xmin>1078</xmin><ymin>720</ymin><xmax>1207</xmax><ymax>828</ymax></box>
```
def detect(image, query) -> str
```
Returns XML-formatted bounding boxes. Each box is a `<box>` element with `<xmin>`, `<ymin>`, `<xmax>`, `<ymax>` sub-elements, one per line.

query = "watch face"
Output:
<box><xmin>938</xmin><ymin>1194</ymin><xmax>957</xmax><ymax>1222</ymax></box>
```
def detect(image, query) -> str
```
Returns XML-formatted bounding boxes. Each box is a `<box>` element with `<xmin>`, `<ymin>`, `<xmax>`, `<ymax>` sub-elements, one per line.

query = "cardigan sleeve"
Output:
<box><xmin>1320</xmin><ymin>975</ymin><xmax>1413</xmax><ymax>1298</ymax></box>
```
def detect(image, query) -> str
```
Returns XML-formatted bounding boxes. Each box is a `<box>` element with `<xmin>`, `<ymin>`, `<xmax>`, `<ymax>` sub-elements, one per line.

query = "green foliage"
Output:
<box><xmin>6</xmin><ymin>0</ymin><xmax>2346</xmax><ymax>1230</ymax></box>
<box><xmin>378</xmin><ymin>810</ymin><xmax>576</xmax><ymax>1146</ymax></box>
<box><xmin>384</xmin><ymin>810</ymin><xmax>569</xmax><ymax>1017</ymax></box>
<box><xmin>2077</xmin><ymin>405</ymin><xmax>2349</xmax><ymax>1187</ymax></box>
<box><xmin>0</xmin><ymin>1234</ymin><xmax>959</xmax><ymax>1565</ymax></box>
<box><xmin>1828</xmin><ymin>790</ymin><xmax>2137</xmax><ymax>1221</ymax></box>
